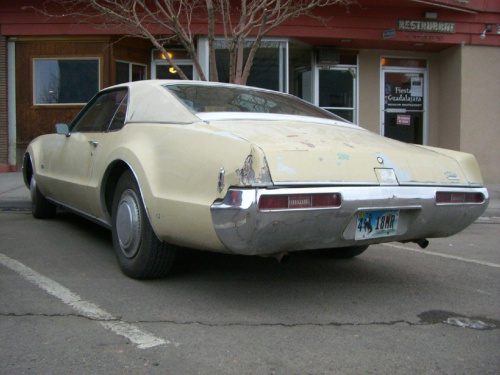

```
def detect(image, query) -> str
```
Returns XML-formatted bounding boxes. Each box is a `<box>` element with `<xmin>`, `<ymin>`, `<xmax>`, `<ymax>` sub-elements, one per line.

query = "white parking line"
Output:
<box><xmin>381</xmin><ymin>243</ymin><xmax>500</xmax><ymax>268</ymax></box>
<box><xmin>0</xmin><ymin>252</ymin><xmax>177</xmax><ymax>349</ymax></box>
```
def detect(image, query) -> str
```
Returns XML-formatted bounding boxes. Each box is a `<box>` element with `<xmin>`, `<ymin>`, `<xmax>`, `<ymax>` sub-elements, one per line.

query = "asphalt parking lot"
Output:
<box><xmin>1</xmin><ymin>173</ymin><xmax>499</xmax><ymax>375</ymax></box>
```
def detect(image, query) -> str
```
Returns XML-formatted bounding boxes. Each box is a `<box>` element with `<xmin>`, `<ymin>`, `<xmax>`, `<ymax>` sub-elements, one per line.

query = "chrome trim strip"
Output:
<box><xmin>196</xmin><ymin>112</ymin><xmax>358</xmax><ymax>129</ymax></box>
<box><xmin>272</xmin><ymin>181</ymin><xmax>378</xmax><ymax>187</ymax></box>
<box><xmin>272</xmin><ymin>181</ymin><xmax>483</xmax><ymax>187</ymax></box>
<box><xmin>46</xmin><ymin>197</ymin><xmax>112</xmax><ymax>230</ymax></box>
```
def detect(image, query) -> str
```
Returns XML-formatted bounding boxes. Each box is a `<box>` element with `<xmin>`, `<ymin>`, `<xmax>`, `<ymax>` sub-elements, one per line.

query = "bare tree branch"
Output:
<box><xmin>29</xmin><ymin>0</ymin><xmax>356</xmax><ymax>85</ymax></box>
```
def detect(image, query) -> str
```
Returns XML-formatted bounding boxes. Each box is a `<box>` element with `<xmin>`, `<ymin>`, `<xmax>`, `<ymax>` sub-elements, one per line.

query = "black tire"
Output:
<box><xmin>318</xmin><ymin>245</ymin><xmax>369</xmax><ymax>259</ymax></box>
<box><xmin>30</xmin><ymin>177</ymin><xmax>57</xmax><ymax>219</ymax></box>
<box><xmin>111</xmin><ymin>170</ymin><xmax>176</xmax><ymax>279</ymax></box>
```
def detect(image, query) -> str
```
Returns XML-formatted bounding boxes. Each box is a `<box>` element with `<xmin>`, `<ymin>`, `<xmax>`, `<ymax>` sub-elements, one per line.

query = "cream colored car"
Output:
<box><xmin>23</xmin><ymin>80</ymin><xmax>489</xmax><ymax>279</ymax></box>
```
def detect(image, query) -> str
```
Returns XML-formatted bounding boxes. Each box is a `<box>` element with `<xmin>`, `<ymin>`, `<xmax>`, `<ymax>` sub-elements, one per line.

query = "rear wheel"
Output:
<box><xmin>318</xmin><ymin>245</ymin><xmax>369</xmax><ymax>259</ymax></box>
<box><xmin>111</xmin><ymin>171</ymin><xmax>176</xmax><ymax>279</ymax></box>
<box><xmin>30</xmin><ymin>177</ymin><xmax>57</xmax><ymax>219</ymax></box>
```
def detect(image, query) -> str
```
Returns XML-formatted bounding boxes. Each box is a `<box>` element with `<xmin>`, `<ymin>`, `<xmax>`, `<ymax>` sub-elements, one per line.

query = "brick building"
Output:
<box><xmin>1</xmin><ymin>0</ymin><xmax>499</xmax><ymax>182</ymax></box>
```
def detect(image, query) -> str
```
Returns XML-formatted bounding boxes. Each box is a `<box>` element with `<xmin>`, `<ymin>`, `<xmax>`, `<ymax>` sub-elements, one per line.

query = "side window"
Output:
<box><xmin>108</xmin><ymin>92</ymin><xmax>128</xmax><ymax>131</ymax></box>
<box><xmin>71</xmin><ymin>89</ymin><xmax>128</xmax><ymax>133</ymax></box>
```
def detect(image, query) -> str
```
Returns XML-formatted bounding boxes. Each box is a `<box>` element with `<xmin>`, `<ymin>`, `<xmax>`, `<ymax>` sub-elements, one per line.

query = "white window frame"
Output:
<box><xmin>313</xmin><ymin>56</ymin><xmax>359</xmax><ymax>124</ymax></box>
<box><xmin>116</xmin><ymin>60</ymin><xmax>147</xmax><ymax>82</ymax></box>
<box><xmin>151</xmin><ymin>49</ymin><xmax>198</xmax><ymax>80</ymax></box>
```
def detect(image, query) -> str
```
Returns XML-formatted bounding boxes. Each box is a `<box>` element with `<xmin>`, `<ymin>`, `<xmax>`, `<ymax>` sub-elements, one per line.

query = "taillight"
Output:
<box><xmin>259</xmin><ymin>193</ymin><xmax>341</xmax><ymax>210</ymax></box>
<box><xmin>436</xmin><ymin>192</ymin><xmax>485</xmax><ymax>204</ymax></box>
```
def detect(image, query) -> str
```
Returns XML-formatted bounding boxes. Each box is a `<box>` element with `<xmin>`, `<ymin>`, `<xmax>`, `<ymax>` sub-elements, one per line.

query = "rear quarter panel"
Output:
<box><xmin>91</xmin><ymin>122</ymin><xmax>262</xmax><ymax>251</ymax></box>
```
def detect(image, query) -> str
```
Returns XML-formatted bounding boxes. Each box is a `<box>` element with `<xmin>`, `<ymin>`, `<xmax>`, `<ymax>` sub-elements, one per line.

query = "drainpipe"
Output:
<box><xmin>7</xmin><ymin>39</ymin><xmax>16</xmax><ymax>167</ymax></box>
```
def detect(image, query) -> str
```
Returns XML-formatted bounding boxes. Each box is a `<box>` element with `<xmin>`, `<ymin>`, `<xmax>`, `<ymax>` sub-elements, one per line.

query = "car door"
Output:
<box><xmin>43</xmin><ymin>89</ymin><xmax>128</xmax><ymax>216</ymax></box>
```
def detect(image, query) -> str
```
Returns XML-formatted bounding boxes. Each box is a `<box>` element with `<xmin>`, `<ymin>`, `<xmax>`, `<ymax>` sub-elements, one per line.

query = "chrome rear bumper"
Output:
<box><xmin>210</xmin><ymin>186</ymin><xmax>489</xmax><ymax>255</ymax></box>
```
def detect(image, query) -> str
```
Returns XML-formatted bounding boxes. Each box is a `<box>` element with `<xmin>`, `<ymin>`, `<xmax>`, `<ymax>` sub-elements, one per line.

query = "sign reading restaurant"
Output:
<box><xmin>398</xmin><ymin>19</ymin><xmax>456</xmax><ymax>34</ymax></box>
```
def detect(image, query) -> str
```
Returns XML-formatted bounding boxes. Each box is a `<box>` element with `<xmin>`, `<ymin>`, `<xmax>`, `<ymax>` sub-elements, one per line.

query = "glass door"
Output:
<box><xmin>317</xmin><ymin>68</ymin><xmax>357</xmax><ymax>123</ymax></box>
<box><xmin>382</xmin><ymin>70</ymin><xmax>426</xmax><ymax>144</ymax></box>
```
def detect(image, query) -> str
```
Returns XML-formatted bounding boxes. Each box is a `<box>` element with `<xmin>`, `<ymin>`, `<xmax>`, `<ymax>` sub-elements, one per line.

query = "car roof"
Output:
<box><xmin>114</xmin><ymin>80</ymin><xmax>201</xmax><ymax>124</ymax></box>
<box><xmin>107</xmin><ymin>80</ymin><xmax>348</xmax><ymax>126</ymax></box>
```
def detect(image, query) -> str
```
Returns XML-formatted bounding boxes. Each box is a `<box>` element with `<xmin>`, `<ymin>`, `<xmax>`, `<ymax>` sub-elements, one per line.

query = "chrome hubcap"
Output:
<box><xmin>116</xmin><ymin>189</ymin><xmax>142</xmax><ymax>258</ymax></box>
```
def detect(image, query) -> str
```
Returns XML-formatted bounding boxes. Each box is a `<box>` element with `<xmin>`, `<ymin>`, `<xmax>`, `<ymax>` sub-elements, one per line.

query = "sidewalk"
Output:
<box><xmin>1</xmin><ymin>171</ymin><xmax>499</xmax><ymax>217</ymax></box>
<box><xmin>0</xmin><ymin>172</ymin><xmax>31</xmax><ymax>210</ymax></box>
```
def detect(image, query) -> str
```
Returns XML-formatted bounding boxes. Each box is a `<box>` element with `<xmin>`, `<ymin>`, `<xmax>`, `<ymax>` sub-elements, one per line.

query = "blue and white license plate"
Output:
<box><xmin>355</xmin><ymin>210</ymin><xmax>399</xmax><ymax>240</ymax></box>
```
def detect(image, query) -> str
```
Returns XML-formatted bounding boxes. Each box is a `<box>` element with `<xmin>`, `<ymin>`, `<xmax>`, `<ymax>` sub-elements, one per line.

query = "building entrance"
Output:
<box><xmin>381</xmin><ymin>59</ymin><xmax>427</xmax><ymax>144</ymax></box>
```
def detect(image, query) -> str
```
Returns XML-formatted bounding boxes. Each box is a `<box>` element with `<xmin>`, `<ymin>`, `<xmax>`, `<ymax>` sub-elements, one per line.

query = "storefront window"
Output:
<box><xmin>156</xmin><ymin>64</ymin><xmax>193</xmax><ymax>80</ymax></box>
<box><xmin>289</xmin><ymin>43</ymin><xmax>313</xmax><ymax>102</ymax></box>
<box><xmin>318</xmin><ymin>68</ymin><xmax>356</xmax><ymax>122</ymax></box>
<box><xmin>33</xmin><ymin>58</ymin><xmax>99</xmax><ymax>105</ymax></box>
<box><xmin>152</xmin><ymin>48</ymin><xmax>194</xmax><ymax>80</ymax></box>
<box><xmin>116</xmin><ymin>61</ymin><xmax>147</xmax><ymax>84</ymax></box>
<box><xmin>214</xmin><ymin>40</ymin><xmax>287</xmax><ymax>92</ymax></box>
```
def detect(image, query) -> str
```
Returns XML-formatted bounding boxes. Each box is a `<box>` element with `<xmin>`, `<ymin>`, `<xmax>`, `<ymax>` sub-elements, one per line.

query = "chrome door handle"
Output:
<box><xmin>88</xmin><ymin>141</ymin><xmax>99</xmax><ymax>147</ymax></box>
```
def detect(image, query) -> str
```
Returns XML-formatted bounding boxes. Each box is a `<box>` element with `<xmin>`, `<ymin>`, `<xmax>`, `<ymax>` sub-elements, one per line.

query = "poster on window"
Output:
<box><xmin>411</xmin><ymin>77</ymin><xmax>423</xmax><ymax>97</ymax></box>
<box><xmin>397</xmin><ymin>114</ymin><xmax>411</xmax><ymax>125</ymax></box>
<box><xmin>384</xmin><ymin>73</ymin><xmax>424</xmax><ymax>112</ymax></box>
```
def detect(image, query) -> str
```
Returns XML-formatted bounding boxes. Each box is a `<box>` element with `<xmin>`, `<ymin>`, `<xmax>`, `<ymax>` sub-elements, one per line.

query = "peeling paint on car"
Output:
<box><xmin>236</xmin><ymin>155</ymin><xmax>255</xmax><ymax>185</ymax></box>
<box><xmin>277</xmin><ymin>162</ymin><xmax>297</xmax><ymax>175</ymax></box>
<box><xmin>376</xmin><ymin>153</ymin><xmax>412</xmax><ymax>182</ymax></box>
<box><xmin>276</xmin><ymin>155</ymin><xmax>297</xmax><ymax>175</ymax></box>
<box><xmin>337</xmin><ymin>153</ymin><xmax>350</xmax><ymax>161</ymax></box>
<box><xmin>236</xmin><ymin>154</ymin><xmax>273</xmax><ymax>185</ymax></box>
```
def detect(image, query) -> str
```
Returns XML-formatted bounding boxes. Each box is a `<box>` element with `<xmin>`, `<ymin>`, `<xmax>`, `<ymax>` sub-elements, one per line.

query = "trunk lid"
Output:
<box><xmin>198</xmin><ymin>115</ymin><xmax>469</xmax><ymax>186</ymax></box>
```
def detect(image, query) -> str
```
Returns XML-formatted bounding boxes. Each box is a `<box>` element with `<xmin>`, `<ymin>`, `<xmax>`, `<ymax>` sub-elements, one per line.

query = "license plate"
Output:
<box><xmin>355</xmin><ymin>210</ymin><xmax>399</xmax><ymax>240</ymax></box>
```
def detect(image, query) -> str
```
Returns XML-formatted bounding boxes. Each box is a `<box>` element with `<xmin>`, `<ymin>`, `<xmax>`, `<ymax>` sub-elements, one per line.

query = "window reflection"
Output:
<box><xmin>34</xmin><ymin>58</ymin><xmax>99</xmax><ymax>105</ymax></box>
<box><xmin>214</xmin><ymin>41</ymin><xmax>286</xmax><ymax>92</ymax></box>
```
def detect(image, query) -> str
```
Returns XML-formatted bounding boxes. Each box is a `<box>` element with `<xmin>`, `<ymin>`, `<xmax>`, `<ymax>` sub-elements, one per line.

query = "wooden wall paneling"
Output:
<box><xmin>15</xmin><ymin>38</ymin><xmax>112</xmax><ymax>146</ymax></box>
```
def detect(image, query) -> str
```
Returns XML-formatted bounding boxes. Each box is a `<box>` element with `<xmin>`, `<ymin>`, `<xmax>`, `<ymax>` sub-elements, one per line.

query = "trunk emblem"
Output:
<box><xmin>377</xmin><ymin>157</ymin><xmax>384</xmax><ymax>164</ymax></box>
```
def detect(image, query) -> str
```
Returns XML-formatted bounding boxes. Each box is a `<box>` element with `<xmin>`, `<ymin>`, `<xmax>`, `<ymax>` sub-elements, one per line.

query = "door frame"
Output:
<box><xmin>314</xmin><ymin>63</ymin><xmax>358</xmax><ymax>124</ymax></box>
<box><xmin>380</xmin><ymin>61</ymin><xmax>428</xmax><ymax>145</ymax></box>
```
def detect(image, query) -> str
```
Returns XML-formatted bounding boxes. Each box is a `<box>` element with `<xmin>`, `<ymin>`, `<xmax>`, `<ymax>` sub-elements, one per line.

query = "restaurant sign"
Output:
<box><xmin>398</xmin><ymin>20</ymin><xmax>456</xmax><ymax>34</ymax></box>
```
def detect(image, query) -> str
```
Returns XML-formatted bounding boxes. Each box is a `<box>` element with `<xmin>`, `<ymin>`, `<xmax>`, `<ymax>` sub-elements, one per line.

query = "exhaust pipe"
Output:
<box><xmin>415</xmin><ymin>238</ymin><xmax>429</xmax><ymax>249</ymax></box>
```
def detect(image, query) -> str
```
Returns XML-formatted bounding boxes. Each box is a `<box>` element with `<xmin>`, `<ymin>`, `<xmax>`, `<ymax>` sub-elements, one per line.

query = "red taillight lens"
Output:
<box><xmin>259</xmin><ymin>195</ymin><xmax>289</xmax><ymax>210</ymax></box>
<box><xmin>259</xmin><ymin>193</ymin><xmax>341</xmax><ymax>210</ymax></box>
<box><xmin>231</xmin><ymin>190</ymin><xmax>242</xmax><ymax>207</ymax></box>
<box><xmin>436</xmin><ymin>192</ymin><xmax>485</xmax><ymax>204</ymax></box>
<box><xmin>312</xmin><ymin>193</ymin><xmax>342</xmax><ymax>208</ymax></box>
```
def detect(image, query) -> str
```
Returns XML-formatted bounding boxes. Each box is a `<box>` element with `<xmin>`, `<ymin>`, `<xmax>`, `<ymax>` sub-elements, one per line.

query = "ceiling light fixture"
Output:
<box><xmin>480</xmin><ymin>24</ymin><xmax>492</xmax><ymax>39</ymax></box>
<box><xmin>423</xmin><ymin>12</ymin><xmax>438</xmax><ymax>19</ymax></box>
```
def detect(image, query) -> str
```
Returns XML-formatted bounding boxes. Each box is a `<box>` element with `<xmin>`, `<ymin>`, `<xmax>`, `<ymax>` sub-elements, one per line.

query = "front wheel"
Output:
<box><xmin>30</xmin><ymin>177</ymin><xmax>57</xmax><ymax>219</ymax></box>
<box><xmin>111</xmin><ymin>171</ymin><xmax>176</xmax><ymax>279</ymax></box>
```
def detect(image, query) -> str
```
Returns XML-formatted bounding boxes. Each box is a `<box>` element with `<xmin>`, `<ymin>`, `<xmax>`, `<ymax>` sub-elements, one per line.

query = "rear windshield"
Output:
<box><xmin>164</xmin><ymin>83</ymin><xmax>341</xmax><ymax>120</ymax></box>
